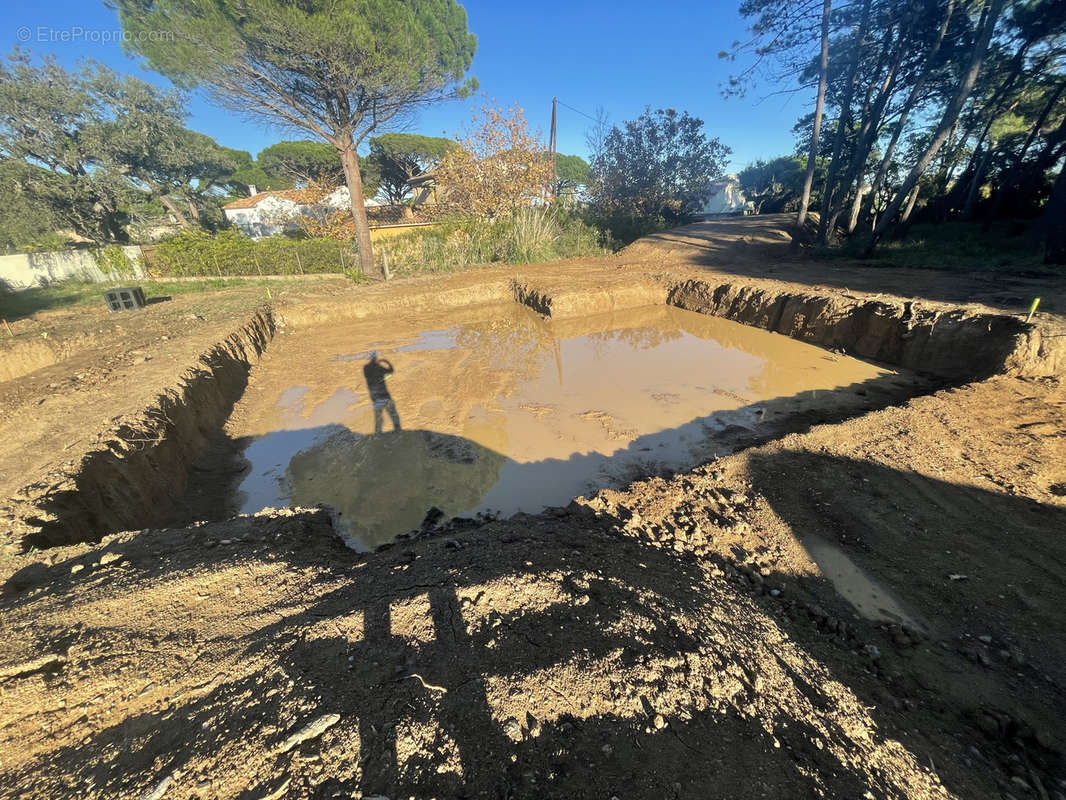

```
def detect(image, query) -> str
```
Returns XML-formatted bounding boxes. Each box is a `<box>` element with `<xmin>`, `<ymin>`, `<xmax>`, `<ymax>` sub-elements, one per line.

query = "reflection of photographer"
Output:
<box><xmin>363</xmin><ymin>351</ymin><xmax>401</xmax><ymax>433</ymax></box>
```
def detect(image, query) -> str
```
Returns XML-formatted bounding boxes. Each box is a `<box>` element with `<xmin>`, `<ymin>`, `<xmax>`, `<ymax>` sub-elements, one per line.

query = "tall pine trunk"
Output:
<box><xmin>797</xmin><ymin>0</ymin><xmax>832</xmax><ymax>234</ymax></box>
<box><xmin>838</xmin><ymin>22</ymin><xmax>907</xmax><ymax>234</ymax></box>
<box><xmin>861</xmin><ymin>0</ymin><xmax>955</xmax><ymax>230</ymax></box>
<box><xmin>817</xmin><ymin>0</ymin><xmax>872</xmax><ymax>246</ymax></box>
<box><xmin>865</xmin><ymin>0</ymin><xmax>1004</xmax><ymax>256</ymax></box>
<box><xmin>962</xmin><ymin>142</ymin><xmax>995</xmax><ymax>219</ymax></box>
<box><xmin>338</xmin><ymin>141</ymin><xmax>382</xmax><ymax>279</ymax></box>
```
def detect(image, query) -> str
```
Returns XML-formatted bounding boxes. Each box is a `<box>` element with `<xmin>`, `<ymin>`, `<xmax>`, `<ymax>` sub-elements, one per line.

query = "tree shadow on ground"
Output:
<box><xmin>0</xmin><ymin>284</ymin><xmax>100</xmax><ymax>322</ymax></box>
<box><xmin>744</xmin><ymin>447</ymin><xmax>1066</xmax><ymax>767</ymax></box>
<box><xmin>638</xmin><ymin>216</ymin><xmax>1065</xmax><ymax>314</ymax></box>
<box><xmin>9</xmin><ymin>441</ymin><xmax>1054</xmax><ymax>796</ymax></box>
<box><xmin>2</xmin><ymin>504</ymin><xmax>936</xmax><ymax>799</ymax></box>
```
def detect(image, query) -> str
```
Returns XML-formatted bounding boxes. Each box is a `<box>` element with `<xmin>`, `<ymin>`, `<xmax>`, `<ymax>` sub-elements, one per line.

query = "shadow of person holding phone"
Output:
<box><xmin>363</xmin><ymin>351</ymin><xmax>402</xmax><ymax>433</ymax></box>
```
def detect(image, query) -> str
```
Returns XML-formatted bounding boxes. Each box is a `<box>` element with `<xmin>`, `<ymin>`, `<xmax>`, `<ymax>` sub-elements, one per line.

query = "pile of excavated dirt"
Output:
<box><xmin>2</xmin><ymin>217</ymin><xmax>1065</xmax><ymax>799</ymax></box>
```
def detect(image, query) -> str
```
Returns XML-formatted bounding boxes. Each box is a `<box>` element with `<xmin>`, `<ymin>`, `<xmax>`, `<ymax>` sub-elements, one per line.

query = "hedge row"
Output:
<box><xmin>145</xmin><ymin>229</ymin><xmax>359</xmax><ymax>278</ymax></box>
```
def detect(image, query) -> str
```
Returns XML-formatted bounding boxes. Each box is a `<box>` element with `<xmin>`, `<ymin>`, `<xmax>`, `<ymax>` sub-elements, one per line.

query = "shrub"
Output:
<box><xmin>147</xmin><ymin>229</ymin><xmax>362</xmax><ymax>278</ymax></box>
<box><xmin>587</xmin><ymin>108</ymin><xmax>730</xmax><ymax>245</ymax></box>
<box><xmin>91</xmin><ymin>245</ymin><xmax>139</xmax><ymax>278</ymax></box>
<box><xmin>373</xmin><ymin>210</ymin><xmax>606</xmax><ymax>276</ymax></box>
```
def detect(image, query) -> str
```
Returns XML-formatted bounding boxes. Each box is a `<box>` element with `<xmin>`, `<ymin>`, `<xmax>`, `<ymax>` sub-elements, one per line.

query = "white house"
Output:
<box><xmin>700</xmin><ymin>175</ymin><xmax>753</xmax><ymax>216</ymax></box>
<box><xmin>222</xmin><ymin>188</ymin><xmax>382</xmax><ymax>239</ymax></box>
<box><xmin>222</xmin><ymin>189</ymin><xmax>305</xmax><ymax>239</ymax></box>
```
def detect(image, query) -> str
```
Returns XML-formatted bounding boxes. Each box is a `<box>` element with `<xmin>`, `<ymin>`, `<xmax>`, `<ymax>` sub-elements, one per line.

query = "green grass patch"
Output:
<box><xmin>0</xmin><ymin>277</ymin><xmax>303</xmax><ymax>321</ymax></box>
<box><xmin>823</xmin><ymin>221</ymin><xmax>1051</xmax><ymax>273</ymax></box>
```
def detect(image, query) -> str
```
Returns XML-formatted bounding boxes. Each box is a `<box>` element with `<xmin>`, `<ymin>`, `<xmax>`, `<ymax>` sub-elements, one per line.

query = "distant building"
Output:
<box><xmin>700</xmin><ymin>175</ymin><xmax>753</xmax><ymax>216</ymax></box>
<box><xmin>222</xmin><ymin>188</ymin><xmax>382</xmax><ymax>240</ymax></box>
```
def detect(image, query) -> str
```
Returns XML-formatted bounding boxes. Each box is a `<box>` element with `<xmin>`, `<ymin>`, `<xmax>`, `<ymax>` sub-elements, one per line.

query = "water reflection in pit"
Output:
<box><xmin>231</xmin><ymin>304</ymin><xmax>914</xmax><ymax>550</ymax></box>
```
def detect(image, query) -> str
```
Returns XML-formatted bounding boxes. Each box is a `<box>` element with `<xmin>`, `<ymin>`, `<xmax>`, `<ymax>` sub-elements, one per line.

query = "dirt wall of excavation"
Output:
<box><xmin>4</xmin><ymin>271</ymin><xmax>1059</xmax><ymax>552</ymax></box>
<box><xmin>3</xmin><ymin>312</ymin><xmax>274</xmax><ymax>550</ymax></box>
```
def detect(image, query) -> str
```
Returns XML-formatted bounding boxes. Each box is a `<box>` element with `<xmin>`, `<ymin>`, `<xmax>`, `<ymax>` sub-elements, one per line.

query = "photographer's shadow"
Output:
<box><xmin>363</xmin><ymin>352</ymin><xmax>402</xmax><ymax>433</ymax></box>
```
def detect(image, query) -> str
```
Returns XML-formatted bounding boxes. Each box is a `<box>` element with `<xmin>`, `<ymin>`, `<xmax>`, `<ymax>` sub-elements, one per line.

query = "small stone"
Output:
<box><xmin>140</xmin><ymin>775</ymin><xmax>172</xmax><ymax>800</ymax></box>
<box><xmin>769</xmin><ymin>588</ymin><xmax>782</xmax><ymax>597</ymax></box>
<box><xmin>99</xmin><ymin>552</ymin><xmax>123</xmax><ymax>566</ymax></box>
<box><xmin>70</xmin><ymin>564</ymin><xmax>84</xmax><ymax>575</ymax></box>
<box><xmin>503</xmin><ymin>717</ymin><xmax>523</xmax><ymax>742</ymax></box>
<box><xmin>863</xmin><ymin>644</ymin><xmax>881</xmax><ymax>661</ymax></box>
<box><xmin>601</xmin><ymin>743</ymin><xmax>613</xmax><ymax>755</ymax></box>
<box><xmin>277</xmin><ymin>713</ymin><xmax>340</xmax><ymax>753</ymax></box>
<box><xmin>653</xmin><ymin>714</ymin><xmax>667</xmax><ymax>730</ymax></box>
<box><xmin>978</xmin><ymin>634</ymin><xmax>993</xmax><ymax>644</ymax></box>
<box><xmin>526</xmin><ymin>714</ymin><xmax>542</xmax><ymax>738</ymax></box>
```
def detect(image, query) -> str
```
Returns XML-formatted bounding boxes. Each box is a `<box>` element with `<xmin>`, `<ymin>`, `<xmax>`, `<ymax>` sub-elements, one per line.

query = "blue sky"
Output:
<box><xmin>8</xmin><ymin>0</ymin><xmax>807</xmax><ymax>172</ymax></box>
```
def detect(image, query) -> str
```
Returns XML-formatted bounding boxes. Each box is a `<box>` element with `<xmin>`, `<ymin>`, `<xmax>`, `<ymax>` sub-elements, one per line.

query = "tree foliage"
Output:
<box><xmin>588</xmin><ymin>108</ymin><xmax>731</xmax><ymax>241</ymax></box>
<box><xmin>553</xmin><ymin>153</ymin><xmax>591</xmax><ymax>197</ymax></box>
<box><xmin>113</xmin><ymin>0</ymin><xmax>478</xmax><ymax>278</ymax></box>
<box><xmin>434</xmin><ymin>100</ymin><xmax>553</xmax><ymax>217</ymax></box>
<box><xmin>0</xmin><ymin>49</ymin><xmax>238</xmax><ymax>246</ymax></box>
<box><xmin>730</xmin><ymin>0</ymin><xmax>1066</xmax><ymax>260</ymax></box>
<box><xmin>738</xmin><ymin>155</ymin><xmax>823</xmax><ymax>213</ymax></box>
<box><xmin>368</xmin><ymin>133</ymin><xmax>456</xmax><ymax>204</ymax></box>
<box><xmin>258</xmin><ymin>140</ymin><xmax>344</xmax><ymax>185</ymax></box>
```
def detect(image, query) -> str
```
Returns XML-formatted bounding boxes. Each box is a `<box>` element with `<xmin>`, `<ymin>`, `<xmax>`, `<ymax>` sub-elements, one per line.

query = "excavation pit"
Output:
<box><xmin>213</xmin><ymin>303</ymin><xmax>935</xmax><ymax>550</ymax></box>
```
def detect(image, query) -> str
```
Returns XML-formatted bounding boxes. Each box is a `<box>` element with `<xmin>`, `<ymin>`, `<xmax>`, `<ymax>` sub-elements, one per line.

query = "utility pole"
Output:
<box><xmin>549</xmin><ymin>97</ymin><xmax>558</xmax><ymax>202</ymax></box>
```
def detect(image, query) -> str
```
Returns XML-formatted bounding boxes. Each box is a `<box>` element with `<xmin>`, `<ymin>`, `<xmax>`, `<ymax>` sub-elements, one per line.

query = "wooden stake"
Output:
<box><xmin>1025</xmin><ymin>297</ymin><xmax>1041</xmax><ymax>323</ymax></box>
<box><xmin>2</xmin><ymin>318</ymin><xmax>13</xmax><ymax>338</ymax></box>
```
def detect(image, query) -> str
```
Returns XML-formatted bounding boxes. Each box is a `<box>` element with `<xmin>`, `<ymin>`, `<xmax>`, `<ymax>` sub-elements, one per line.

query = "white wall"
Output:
<box><xmin>0</xmin><ymin>246</ymin><xmax>147</xmax><ymax>290</ymax></box>
<box><xmin>224</xmin><ymin>192</ymin><xmax>383</xmax><ymax>239</ymax></box>
<box><xmin>701</xmin><ymin>178</ymin><xmax>754</xmax><ymax>215</ymax></box>
<box><xmin>224</xmin><ymin>196</ymin><xmax>303</xmax><ymax>239</ymax></box>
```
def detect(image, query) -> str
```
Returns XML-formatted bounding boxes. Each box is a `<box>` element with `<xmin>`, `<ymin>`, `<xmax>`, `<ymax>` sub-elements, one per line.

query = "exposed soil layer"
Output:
<box><xmin>2</xmin><ymin>216</ymin><xmax>1065</xmax><ymax>799</ymax></box>
<box><xmin>0</xmin><ymin>280</ymin><xmax>353</xmax><ymax>552</ymax></box>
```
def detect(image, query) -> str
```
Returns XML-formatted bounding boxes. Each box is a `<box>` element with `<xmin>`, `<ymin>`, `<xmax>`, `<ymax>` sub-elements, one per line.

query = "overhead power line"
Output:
<box><xmin>556</xmin><ymin>99</ymin><xmax>602</xmax><ymax>124</ymax></box>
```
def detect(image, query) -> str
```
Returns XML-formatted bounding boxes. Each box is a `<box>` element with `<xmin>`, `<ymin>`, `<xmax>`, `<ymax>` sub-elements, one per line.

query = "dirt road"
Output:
<box><xmin>1</xmin><ymin>216</ymin><xmax>1064</xmax><ymax>799</ymax></box>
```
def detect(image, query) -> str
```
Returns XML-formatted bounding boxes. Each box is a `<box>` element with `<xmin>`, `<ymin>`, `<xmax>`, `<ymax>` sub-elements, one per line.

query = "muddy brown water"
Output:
<box><xmin>225</xmin><ymin>303</ymin><xmax>923</xmax><ymax>558</ymax></box>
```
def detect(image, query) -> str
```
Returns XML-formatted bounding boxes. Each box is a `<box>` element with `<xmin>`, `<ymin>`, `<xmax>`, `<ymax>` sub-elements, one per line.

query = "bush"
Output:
<box><xmin>587</xmin><ymin>108</ymin><xmax>730</xmax><ymax>245</ymax></box>
<box><xmin>147</xmin><ymin>229</ymin><xmax>362</xmax><ymax>278</ymax></box>
<box><xmin>585</xmin><ymin>211</ymin><xmax>674</xmax><ymax>247</ymax></box>
<box><xmin>91</xmin><ymin>245</ymin><xmax>139</xmax><ymax>278</ymax></box>
<box><xmin>373</xmin><ymin>210</ymin><xmax>607</xmax><ymax>276</ymax></box>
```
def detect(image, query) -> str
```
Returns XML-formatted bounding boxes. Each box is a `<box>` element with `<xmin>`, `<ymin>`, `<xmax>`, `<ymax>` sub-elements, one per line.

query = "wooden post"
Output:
<box><xmin>549</xmin><ymin>97</ymin><xmax>558</xmax><ymax>202</ymax></box>
<box><xmin>295</xmin><ymin>249</ymin><xmax>304</xmax><ymax>275</ymax></box>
